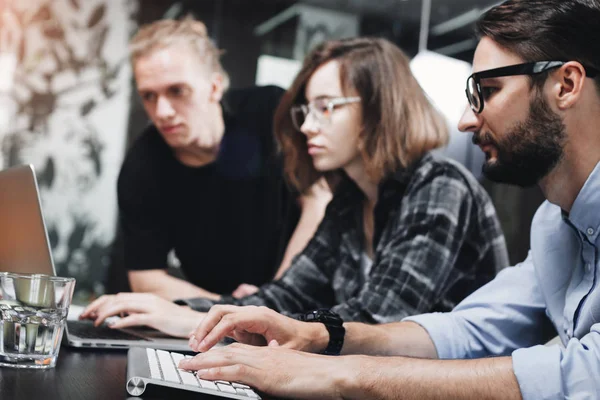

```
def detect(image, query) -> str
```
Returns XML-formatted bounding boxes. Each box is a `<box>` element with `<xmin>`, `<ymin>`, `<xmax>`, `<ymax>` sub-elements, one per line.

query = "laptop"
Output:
<box><xmin>0</xmin><ymin>164</ymin><xmax>192</xmax><ymax>351</ymax></box>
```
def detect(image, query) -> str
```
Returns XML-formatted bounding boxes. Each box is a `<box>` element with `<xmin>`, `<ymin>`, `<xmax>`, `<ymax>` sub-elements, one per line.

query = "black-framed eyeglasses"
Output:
<box><xmin>466</xmin><ymin>61</ymin><xmax>599</xmax><ymax>114</ymax></box>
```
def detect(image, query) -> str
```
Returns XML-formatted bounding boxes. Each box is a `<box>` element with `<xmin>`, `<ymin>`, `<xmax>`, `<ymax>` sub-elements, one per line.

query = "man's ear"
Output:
<box><xmin>209</xmin><ymin>73</ymin><xmax>225</xmax><ymax>103</ymax></box>
<box><xmin>553</xmin><ymin>62</ymin><xmax>587</xmax><ymax>110</ymax></box>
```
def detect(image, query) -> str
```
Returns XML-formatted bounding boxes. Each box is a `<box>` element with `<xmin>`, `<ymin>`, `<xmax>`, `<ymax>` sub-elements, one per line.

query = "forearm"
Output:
<box><xmin>276</xmin><ymin>182</ymin><xmax>331</xmax><ymax>279</ymax></box>
<box><xmin>128</xmin><ymin>270</ymin><xmax>220</xmax><ymax>301</ymax></box>
<box><xmin>275</xmin><ymin>208</ymin><xmax>324</xmax><ymax>279</ymax></box>
<box><xmin>341</xmin><ymin>321</ymin><xmax>437</xmax><ymax>358</ymax></box>
<box><xmin>338</xmin><ymin>355</ymin><xmax>521</xmax><ymax>400</ymax></box>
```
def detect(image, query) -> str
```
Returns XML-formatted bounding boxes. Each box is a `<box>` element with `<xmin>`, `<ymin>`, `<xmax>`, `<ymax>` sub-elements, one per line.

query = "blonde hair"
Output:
<box><xmin>274</xmin><ymin>37</ymin><xmax>448</xmax><ymax>193</ymax></box>
<box><xmin>129</xmin><ymin>17</ymin><xmax>230</xmax><ymax>91</ymax></box>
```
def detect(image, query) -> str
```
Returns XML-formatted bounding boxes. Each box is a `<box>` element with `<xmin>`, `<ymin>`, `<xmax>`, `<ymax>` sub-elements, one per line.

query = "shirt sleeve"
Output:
<box><xmin>405</xmin><ymin>254</ymin><xmax>556</xmax><ymax>359</ymax></box>
<box><xmin>511</xmin><ymin>323</ymin><xmax>600</xmax><ymax>399</ymax></box>
<box><xmin>406</xmin><ymin>257</ymin><xmax>600</xmax><ymax>399</ymax></box>
<box><xmin>177</xmin><ymin>215</ymin><xmax>340</xmax><ymax>313</ymax></box>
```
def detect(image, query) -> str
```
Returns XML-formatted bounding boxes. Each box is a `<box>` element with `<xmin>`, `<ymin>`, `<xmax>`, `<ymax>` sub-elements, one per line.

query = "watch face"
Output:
<box><xmin>307</xmin><ymin>309</ymin><xmax>343</xmax><ymax>326</ymax></box>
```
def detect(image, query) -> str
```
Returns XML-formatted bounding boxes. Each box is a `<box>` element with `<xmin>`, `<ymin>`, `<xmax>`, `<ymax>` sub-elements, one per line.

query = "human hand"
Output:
<box><xmin>231</xmin><ymin>283</ymin><xmax>259</xmax><ymax>299</ymax></box>
<box><xmin>79</xmin><ymin>292</ymin><xmax>204</xmax><ymax>338</ymax></box>
<box><xmin>179</xmin><ymin>343</ymin><xmax>354</xmax><ymax>400</ymax></box>
<box><xmin>188</xmin><ymin>305</ymin><xmax>327</xmax><ymax>353</ymax></box>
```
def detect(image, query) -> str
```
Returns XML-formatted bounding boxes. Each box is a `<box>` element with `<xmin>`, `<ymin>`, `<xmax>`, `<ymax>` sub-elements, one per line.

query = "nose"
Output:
<box><xmin>299</xmin><ymin>112</ymin><xmax>320</xmax><ymax>137</ymax></box>
<box><xmin>156</xmin><ymin>96</ymin><xmax>176</xmax><ymax>120</ymax></box>
<box><xmin>457</xmin><ymin>105</ymin><xmax>482</xmax><ymax>133</ymax></box>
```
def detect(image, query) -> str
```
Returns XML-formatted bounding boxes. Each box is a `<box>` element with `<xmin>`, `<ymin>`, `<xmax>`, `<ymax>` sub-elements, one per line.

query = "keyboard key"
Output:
<box><xmin>217</xmin><ymin>383</ymin><xmax>237</xmax><ymax>394</ymax></box>
<box><xmin>198</xmin><ymin>378</ymin><xmax>219</xmax><ymax>390</ymax></box>
<box><xmin>179</xmin><ymin>369</ymin><xmax>200</xmax><ymax>386</ymax></box>
<box><xmin>156</xmin><ymin>350</ymin><xmax>181</xmax><ymax>383</ymax></box>
<box><xmin>236</xmin><ymin>388</ymin><xmax>249</xmax><ymax>396</ymax></box>
<box><xmin>170</xmin><ymin>352</ymin><xmax>185</xmax><ymax>365</ymax></box>
<box><xmin>245</xmin><ymin>389</ymin><xmax>260</xmax><ymax>398</ymax></box>
<box><xmin>233</xmin><ymin>382</ymin><xmax>250</xmax><ymax>389</ymax></box>
<box><xmin>146</xmin><ymin>348</ymin><xmax>162</xmax><ymax>380</ymax></box>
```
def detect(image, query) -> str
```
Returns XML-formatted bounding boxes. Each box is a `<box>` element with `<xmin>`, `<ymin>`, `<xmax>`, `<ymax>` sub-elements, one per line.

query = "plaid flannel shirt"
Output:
<box><xmin>177</xmin><ymin>153</ymin><xmax>509</xmax><ymax>323</ymax></box>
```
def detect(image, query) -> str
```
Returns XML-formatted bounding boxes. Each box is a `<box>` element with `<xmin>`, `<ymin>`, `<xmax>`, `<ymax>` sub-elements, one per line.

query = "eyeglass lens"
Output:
<box><xmin>291</xmin><ymin>105</ymin><xmax>308</xmax><ymax>131</ymax></box>
<box><xmin>467</xmin><ymin>76</ymin><xmax>481</xmax><ymax>113</ymax></box>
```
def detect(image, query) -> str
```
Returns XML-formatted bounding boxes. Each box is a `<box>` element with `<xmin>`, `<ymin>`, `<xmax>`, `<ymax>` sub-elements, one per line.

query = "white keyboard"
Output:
<box><xmin>126</xmin><ymin>347</ymin><xmax>261</xmax><ymax>399</ymax></box>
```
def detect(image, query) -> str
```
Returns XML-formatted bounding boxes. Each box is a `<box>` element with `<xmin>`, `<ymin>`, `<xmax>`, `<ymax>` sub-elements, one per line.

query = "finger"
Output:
<box><xmin>232</xmin><ymin>284</ymin><xmax>259</xmax><ymax>299</ymax></box>
<box><xmin>194</xmin><ymin>364</ymin><xmax>261</xmax><ymax>388</ymax></box>
<box><xmin>107</xmin><ymin>313</ymin><xmax>151</xmax><ymax>330</ymax></box>
<box><xmin>231</xmin><ymin>287</ymin><xmax>244</xmax><ymax>299</ymax></box>
<box><xmin>80</xmin><ymin>295</ymin><xmax>114</xmax><ymax>318</ymax></box>
<box><xmin>93</xmin><ymin>301</ymin><xmax>150</xmax><ymax>326</ymax></box>
<box><xmin>179</xmin><ymin>344</ymin><xmax>253</xmax><ymax>370</ymax></box>
<box><xmin>192</xmin><ymin>305</ymin><xmax>239</xmax><ymax>348</ymax></box>
<box><xmin>197</xmin><ymin>314</ymin><xmax>243</xmax><ymax>352</ymax></box>
<box><xmin>230</xmin><ymin>330</ymin><xmax>267</xmax><ymax>347</ymax></box>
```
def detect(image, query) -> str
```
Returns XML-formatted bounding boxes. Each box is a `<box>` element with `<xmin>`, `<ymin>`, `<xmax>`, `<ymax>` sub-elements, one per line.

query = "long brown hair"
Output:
<box><xmin>274</xmin><ymin>37</ymin><xmax>448</xmax><ymax>193</ymax></box>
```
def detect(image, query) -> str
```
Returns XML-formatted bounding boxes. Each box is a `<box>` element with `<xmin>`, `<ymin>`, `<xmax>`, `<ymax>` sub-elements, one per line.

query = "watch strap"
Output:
<box><xmin>298</xmin><ymin>309</ymin><xmax>345</xmax><ymax>356</ymax></box>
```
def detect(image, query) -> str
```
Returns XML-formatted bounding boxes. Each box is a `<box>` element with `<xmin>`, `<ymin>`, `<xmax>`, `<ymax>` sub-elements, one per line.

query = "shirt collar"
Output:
<box><xmin>565</xmin><ymin>161</ymin><xmax>600</xmax><ymax>241</ymax></box>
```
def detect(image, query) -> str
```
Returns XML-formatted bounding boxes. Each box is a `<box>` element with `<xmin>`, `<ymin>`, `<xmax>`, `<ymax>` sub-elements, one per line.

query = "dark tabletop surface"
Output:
<box><xmin>0</xmin><ymin>346</ymin><xmax>131</xmax><ymax>400</ymax></box>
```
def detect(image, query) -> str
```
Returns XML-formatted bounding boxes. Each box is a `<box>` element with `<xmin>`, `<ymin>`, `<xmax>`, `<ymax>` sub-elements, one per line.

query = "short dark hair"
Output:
<box><xmin>477</xmin><ymin>0</ymin><xmax>600</xmax><ymax>91</ymax></box>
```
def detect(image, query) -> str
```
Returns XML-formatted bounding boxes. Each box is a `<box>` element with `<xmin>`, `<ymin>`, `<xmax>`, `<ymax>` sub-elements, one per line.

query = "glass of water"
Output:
<box><xmin>0</xmin><ymin>272</ymin><xmax>75</xmax><ymax>369</ymax></box>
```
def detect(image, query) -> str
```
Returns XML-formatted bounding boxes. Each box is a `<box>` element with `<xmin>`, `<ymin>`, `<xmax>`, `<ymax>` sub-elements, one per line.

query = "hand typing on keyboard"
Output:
<box><xmin>178</xmin><ymin>342</ymin><xmax>347</xmax><ymax>399</ymax></box>
<box><xmin>188</xmin><ymin>305</ymin><xmax>324</xmax><ymax>353</ymax></box>
<box><xmin>80</xmin><ymin>292</ymin><xmax>206</xmax><ymax>338</ymax></box>
<box><xmin>133</xmin><ymin>348</ymin><xmax>261</xmax><ymax>399</ymax></box>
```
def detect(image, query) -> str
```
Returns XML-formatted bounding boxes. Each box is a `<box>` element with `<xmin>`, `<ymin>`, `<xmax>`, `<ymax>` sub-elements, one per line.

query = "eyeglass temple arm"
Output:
<box><xmin>329</xmin><ymin>97</ymin><xmax>361</xmax><ymax>106</ymax></box>
<box><xmin>472</xmin><ymin>62</ymin><xmax>558</xmax><ymax>81</ymax></box>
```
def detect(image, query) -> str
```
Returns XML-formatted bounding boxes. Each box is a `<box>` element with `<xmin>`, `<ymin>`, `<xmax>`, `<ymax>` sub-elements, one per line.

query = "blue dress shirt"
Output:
<box><xmin>406</xmin><ymin>162</ymin><xmax>600</xmax><ymax>399</ymax></box>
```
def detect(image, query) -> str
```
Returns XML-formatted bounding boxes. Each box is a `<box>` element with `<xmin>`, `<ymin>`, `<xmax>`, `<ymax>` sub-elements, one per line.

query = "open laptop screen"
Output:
<box><xmin>0</xmin><ymin>165</ymin><xmax>56</xmax><ymax>275</ymax></box>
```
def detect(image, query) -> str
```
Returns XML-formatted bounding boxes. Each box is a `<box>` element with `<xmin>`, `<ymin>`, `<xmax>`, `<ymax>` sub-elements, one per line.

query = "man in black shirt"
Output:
<box><xmin>119</xmin><ymin>18</ymin><xmax>329</xmax><ymax>300</ymax></box>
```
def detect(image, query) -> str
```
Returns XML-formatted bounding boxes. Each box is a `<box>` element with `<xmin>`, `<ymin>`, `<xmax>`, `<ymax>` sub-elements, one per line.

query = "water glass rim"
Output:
<box><xmin>0</xmin><ymin>272</ymin><xmax>75</xmax><ymax>283</ymax></box>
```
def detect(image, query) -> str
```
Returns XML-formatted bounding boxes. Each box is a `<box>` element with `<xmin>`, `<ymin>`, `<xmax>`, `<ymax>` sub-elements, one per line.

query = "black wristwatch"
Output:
<box><xmin>297</xmin><ymin>309</ymin><xmax>345</xmax><ymax>356</ymax></box>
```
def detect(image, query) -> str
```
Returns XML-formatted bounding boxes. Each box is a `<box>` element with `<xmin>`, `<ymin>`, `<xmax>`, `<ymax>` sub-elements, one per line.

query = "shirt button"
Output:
<box><xmin>587</xmin><ymin>227</ymin><xmax>595</xmax><ymax>236</ymax></box>
<box><xmin>587</xmin><ymin>263</ymin><xmax>593</xmax><ymax>272</ymax></box>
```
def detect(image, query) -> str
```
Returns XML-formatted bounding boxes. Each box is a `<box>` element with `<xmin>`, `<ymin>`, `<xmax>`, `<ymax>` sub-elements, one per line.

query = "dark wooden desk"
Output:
<box><xmin>0</xmin><ymin>346</ymin><xmax>131</xmax><ymax>400</ymax></box>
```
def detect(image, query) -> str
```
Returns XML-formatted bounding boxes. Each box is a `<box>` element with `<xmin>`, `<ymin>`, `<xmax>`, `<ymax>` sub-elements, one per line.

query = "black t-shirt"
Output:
<box><xmin>117</xmin><ymin>86</ymin><xmax>298</xmax><ymax>294</ymax></box>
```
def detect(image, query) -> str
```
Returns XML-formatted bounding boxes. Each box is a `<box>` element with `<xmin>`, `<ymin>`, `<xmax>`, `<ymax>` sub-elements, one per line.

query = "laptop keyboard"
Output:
<box><xmin>67</xmin><ymin>320</ymin><xmax>148</xmax><ymax>341</ymax></box>
<box><xmin>144</xmin><ymin>348</ymin><xmax>260</xmax><ymax>398</ymax></box>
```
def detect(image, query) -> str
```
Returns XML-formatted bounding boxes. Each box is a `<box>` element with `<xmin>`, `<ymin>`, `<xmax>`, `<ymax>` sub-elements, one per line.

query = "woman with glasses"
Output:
<box><xmin>82</xmin><ymin>37</ymin><xmax>509</xmax><ymax>337</ymax></box>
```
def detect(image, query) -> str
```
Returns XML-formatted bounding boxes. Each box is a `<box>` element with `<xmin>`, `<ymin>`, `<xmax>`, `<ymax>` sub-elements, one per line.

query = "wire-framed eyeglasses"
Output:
<box><xmin>466</xmin><ymin>61</ymin><xmax>599</xmax><ymax>114</ymax></box>
<box><xmin>290</xmin><ymin>96</ymin><xmax>361</xmax><ymax>131</ymax></box>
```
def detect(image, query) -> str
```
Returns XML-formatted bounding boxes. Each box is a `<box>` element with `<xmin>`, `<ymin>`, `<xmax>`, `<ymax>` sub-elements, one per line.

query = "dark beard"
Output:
<box><xmin>476</xmin><ymin>92</ymin><xmax>566</xmax><ymax>187</ymax></box>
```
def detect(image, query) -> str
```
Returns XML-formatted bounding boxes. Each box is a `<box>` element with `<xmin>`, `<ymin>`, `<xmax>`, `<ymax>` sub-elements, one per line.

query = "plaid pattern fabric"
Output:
<box><xmin>180</xmin><ymin>153</ymin><xmax>509</xmax><ymax>323</ymax></box>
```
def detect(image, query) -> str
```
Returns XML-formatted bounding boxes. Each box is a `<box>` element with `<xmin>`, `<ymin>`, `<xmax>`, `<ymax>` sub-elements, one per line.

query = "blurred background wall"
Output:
<box><xmin>0</xmin><ymin>0</ymin><xmax>544</xmax><ymax>300</ymax></box>
<box><xmin>0</xmin><ymin>0</ymin><xmax>136</xmax><ymax>301</ymax></box>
